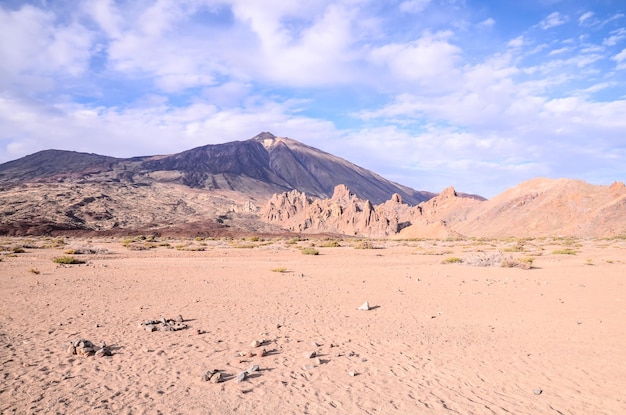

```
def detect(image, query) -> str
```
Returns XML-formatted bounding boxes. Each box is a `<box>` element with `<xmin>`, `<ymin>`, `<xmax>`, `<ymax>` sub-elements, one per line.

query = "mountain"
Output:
<box><xmin>262</xmin><ymin>179</ymin><xmax>626</xmax><ymax>239</ymax></box>
<box><xmin>0</xmin><ymin>132</ymin><xmax>431</xmax><ymax>204</ymax></box>
<box><xmin>0</xmin><ymin>132</ymin><xmax>434</xmax><ymax>236</ymax></box>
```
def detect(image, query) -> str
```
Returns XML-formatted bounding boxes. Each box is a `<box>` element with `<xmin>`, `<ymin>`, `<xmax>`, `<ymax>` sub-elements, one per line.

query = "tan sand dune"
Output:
<box><xmin>1</xmin><ymin>237</ymin><xmax>625</xmax><ymax>414</ymax></box>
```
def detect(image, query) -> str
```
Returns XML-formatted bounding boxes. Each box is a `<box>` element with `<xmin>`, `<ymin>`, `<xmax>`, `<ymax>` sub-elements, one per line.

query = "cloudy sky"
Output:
<box><xmin>1</xmin><ymin>0</ymin><xmax>625</xmax><ymax>197</ymax></box>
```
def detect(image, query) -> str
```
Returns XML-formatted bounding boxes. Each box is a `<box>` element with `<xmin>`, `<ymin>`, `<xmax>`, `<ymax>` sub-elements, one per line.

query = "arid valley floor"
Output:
<box><xmin>1</xmin><ymin>236</ymin><xmax>625</xmax><ymax>414</ymax></box>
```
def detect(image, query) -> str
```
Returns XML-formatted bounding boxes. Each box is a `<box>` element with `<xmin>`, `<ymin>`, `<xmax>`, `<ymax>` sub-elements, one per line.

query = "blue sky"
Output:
<box><xmin>1</xmin><ymin>0</ymin><xmax>625</xmax><ymax>198</ymax></box>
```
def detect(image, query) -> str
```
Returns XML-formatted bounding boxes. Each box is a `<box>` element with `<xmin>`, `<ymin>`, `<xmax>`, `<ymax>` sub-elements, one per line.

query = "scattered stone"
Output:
<box><xmin>210</xmin><ymin>372</ymin><xmax>222</xmax><ymax>384</ymax></box>
<box><xmin>259</xmin><ymin>348</ymin><xmax>268</xmax><ymax>357</ymax></box>
<box><xmin>246</xmin><ymin>364</ymin><xmax>260</xmax><ymax>374</ymax></box>
<box><xmin>311</xmin><ymin>341</ymin><xmax>320</xmax><ymax>347</ymax></box>
<box><xmin>349</xmin><ymin>371</ymin><xmax>357</xmax><ymax>377</ymax></box>
<box><xmin>314</xmin><ymin>357</ymin><xmax>322</xmax><ymax>365</ymax></box>
<box><xmin>94</xmin><ymin>323</ymin><xmax>100</xmax><ymax>328</ymax></box>
<box><xmin>68</xmin><ymin>338</ymin><xmax>111</xmax><ymax>358</ymax></box>
<box><xmin>95</xmin><ymin>348</ymin><xmax>111</xmax><ymax>358</ymax></box>
<box><xmin>357</xmin><ymin>301</ymin><xmax>370</xmax><ymax>311</ymax></box>
<box><xmin>302</xmin><ymin>364</ymin><xmax>315</xmax><ymax>371</ymax></box>
<box><xmin>139</xmin><ymin>317</ymin><xmax>188</xmax><ymax>332</ymax></box>
<box><xmin>251</xmin><ymin>339</ymin><xmax>262</xmax><ymax>348</ymax></box>
<box><xmin>235</xmin><ymin>372</ymin><xmax>247</xmax><ymax>383</ymax></box>
<box><xmin>201</xmin><ymin>370</ymin><xmax>216</xmax><ymax>382</ymax></box>
<box><xmin>67</xmin><ymin>344</ymin><xmax>76</xmax><ymax>355</ymax></box>
<box><xmin>304</xmin><ymin>351</ymin><xmax>317</xmax><ymax>359</ymax></box>
<box><xmin>533</xmin><ymin>389</ymin><xmax>543</xmax><ymax>395</ymax></box>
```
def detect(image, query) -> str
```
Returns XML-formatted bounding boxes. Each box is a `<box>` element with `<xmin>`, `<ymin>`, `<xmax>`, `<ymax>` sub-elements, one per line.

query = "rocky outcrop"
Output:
<box><xmin>261</xmin><ymin>184</ymin><xmax>466</xmax><ymax>238</ymax></box>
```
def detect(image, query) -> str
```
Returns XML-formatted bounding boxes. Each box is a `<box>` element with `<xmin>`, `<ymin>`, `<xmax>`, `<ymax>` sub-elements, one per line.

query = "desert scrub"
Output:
<box><xmin>300</xmin><ymin>247</ymin><xmax>319</xmax><ymax>255</ymax></box>
<box><xmin>29</xmin><ymin>268</ymin><xmax>41</xmax><ymax>275</ymax></box>
<box><xmin>271</xmin><ymin>267</ymin><xmax>288</xmax><ymax>273</ymax></box>
<box><xmin>501</xmin><ymin>256</ymin><xmax>534</xmax><ymax>270</ymax></box>
<box><xmin>320</xmin><ymin>240</ymin><xmax>341</xmax><ymax>247</ymax></box>
<box><xmin>551</xmin><ymin>249</ymin><xmax>577</xmax><ymax>255</ymax></box>
<box><xmin>442</xmin><ymin>257</ymin><xmax>462</xmax><ymax>264</ymax></box>
<box><xmin>353</xmin><ymin>240</ymin><xmax>377</xmax><ymax>249</ymax></box>
<box><xmin>11</xmin><ymin>247</ymin><xmax>26</xmax><ymax>254</ymax></box>
<box><xmin>53</xmin><ymin>256</ymin><xmax>85</xmax><ymax>265</ymax></box>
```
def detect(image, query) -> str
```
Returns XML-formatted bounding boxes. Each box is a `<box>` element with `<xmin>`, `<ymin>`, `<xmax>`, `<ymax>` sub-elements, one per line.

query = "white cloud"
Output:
<box><xmin>578</xmin><ymin>11</ymin><xmax>594</xmax><ymax>26</ymax></box>
<box><xmin>477</xmin><ymin>18</ymin><xmax>495</xmax><ymax>29</ymax></box>
<box><xmin>367</xmin><ymin>31</ymin><xmax>461</xmax><ymax>91</ymax></box>
<box><xmin>0</xmin><ymin>5</ymin><xmax>94</xmax><ymax>92</ymax></box>
<box><xmin>507</xmin><ymin>35</ymin><xmax>524</xmax><ymax>48</ymax></box>
<box><xmin>603</xmin><ymin>28</ymin><xmax>626</xmax><ymax>46</ymax></box>
<box><xmin>399</xmin><ymin>0</ymin><xmax>431</xmax><ymax>14</ymax></box>
<box><xmin>539</xmin><ymin>12</ymin><xmax>567</xmax><ymax>30</ymax></box>
<box><xmin>612</xmin><ymin>48</ymin><xmax>626</xmax><ymax>69</ymax></box>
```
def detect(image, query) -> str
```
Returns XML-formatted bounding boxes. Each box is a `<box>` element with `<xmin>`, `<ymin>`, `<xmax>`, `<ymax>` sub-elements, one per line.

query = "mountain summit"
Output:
<box><xmin>0</xmin><ymin>132</ymin><xmax>431</xmax><ymax>205</ymax></box>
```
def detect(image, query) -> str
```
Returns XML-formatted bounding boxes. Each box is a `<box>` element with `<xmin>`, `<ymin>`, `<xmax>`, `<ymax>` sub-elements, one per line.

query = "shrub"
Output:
<box><xmin>300</xmin><ymin>247</ymin><xmax>319</xmax><ymax>255</ymax></box>
<box><xmin>442</xmin><ymin>257</ymin><xmax>462</xmax><ymax>264</ymax></box>
<box><xmin>320</xmin><ymin>240</ymin><xmax>341</xmax><ymax>247</ymax></box>
<box><xmin>53</xmin><ymin>256</ymin><xmax>84</xmax><ymax>265</ymax></box>
<box><xmin>271</xmin><ymin>267</ymin><xmax>288</xmax><ymax>273</ymax></box>
<box><xmin>29</xmin><ymin>268</ymin><xmax>41</xmax><ymax>275</ymax></box>
<box><xmin>12</xmin><ymin>247</ymin><xmax>26</xmax><ymax>254</ymax></box>
<box><xmin>551</xmin><ymin>249</ymin><xmax>577</xmax><ymax>255</ymax></box>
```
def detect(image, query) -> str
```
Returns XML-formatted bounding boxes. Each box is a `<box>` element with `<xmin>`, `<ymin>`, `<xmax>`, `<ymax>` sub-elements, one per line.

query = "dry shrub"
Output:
<box><xmin>462</xmin><ymin>251</ymin><xmax>533</xmax><ymax>269</ymax></box>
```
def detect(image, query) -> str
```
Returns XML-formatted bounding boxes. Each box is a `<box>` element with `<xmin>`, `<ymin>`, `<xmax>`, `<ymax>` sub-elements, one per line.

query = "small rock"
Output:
<box><xmin>246</xmin><ymin>364</ymin><xmax>260</xmax><ymax>374</ymax></box>
<box><xmin>311</xmin><ymin>341</ymin><xmax>320</xmax><ymax>347</ymax></box>
<box><xmin>302</xmin><ymin>364</ymin><xmax>315</xmax><ymax>371</ymax></box>
<box><xmin>251</xmin><ymin>339</ymin><xmax>261</xmax><ymax>348</ymax></box>
<box><xmin>349</xmin><ymin>371</ymin><xmax>357</xmax><ymax>377</ymax></box>
<box><xmin>357</xmin><ymin>302</ymin><xmax>370</xmax><ymax>311</ymax></box>
<box><xmin>533</xmin><ymin>389</ymin><xmax>543</xmax><ymax>395</ymax></box>
<box><xmin>210</xmin><ymin>372</ymin><xmax>222</xmax><ymax>384</ymax></box>
<box><xmin>304</xmin><ymin>351</ymin><xmax>317</xmax><ymax>359</ymax></box>
<box><xmin>67</xmin><ymin>345</ymin><xmax>76</xmax><ymax>355</ymax></box>
<box><xmin>94</xmin><ymin>323</ymin><xmax>100</xmax><ymax>328</ymax></box>
<box><xmin>95</xmin><ymin>348</ymin><xmax>111</xmax><ymax>358</ymax></box>
<box><xmin>201</xmin><ymin>370</ymin><xmax>214</xmax><ymax>382</ymax></box>
<box><xmin>314</xmin><ymin>358</ymin><xmax>322</xmax><ymax>365</ymax></box>
<box><xmin>145</xmin><ymin>325</ymin><xmax>157</xmax><ymax>332</ymax></box>
<box><xmin>235</xmin><ymin>372</ymin><xmax>247</xmax><ymax>383</ymax></box>
<box><xmin>259</xmin><ymin>348</ymin><xmax>268</xmax><ymax>357</ymax></box>
<box><xmin>175</xmin><ymin>315</ymin><xmax>184</xmax><ymax>323</ymax></box>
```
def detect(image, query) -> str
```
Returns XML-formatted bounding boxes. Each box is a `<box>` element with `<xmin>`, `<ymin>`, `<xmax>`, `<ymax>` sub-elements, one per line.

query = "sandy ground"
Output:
<box><xmin>1</xmin><ymin>236</ymin><xmax>625</xmax><ymax>414</ymax></box>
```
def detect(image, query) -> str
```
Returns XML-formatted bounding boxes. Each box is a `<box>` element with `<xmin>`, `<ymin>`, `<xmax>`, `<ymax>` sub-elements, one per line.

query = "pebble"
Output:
<box><xmin>302</xmin><ymin>364</ymin><xmax>315</xmax><ymax>371</ymax></box>
<box><xmin>349</xmin><ymin>371</ymin><xmax>357</xmax><ymax>377</ymax></box>
<box><xmin>304</xmin><ymin>351</ymin><xmax>317</xmax><ymax>359</ymax></box>
<box><xmin>246</xmin><ymin>364</ymin><xmax>260</xmax><ymax>374</ymax></box>
<box><xmin>357</xmin><ymin>301</ymin><xmax>370</xmax><ymax>311</ymax></box>
<box><xmin>235</xmin><ymin>372</ymin><xmax>247</xmax><ymax>383</ymax></box>
<box><xmin>210</xmin><ymin>372</ymin><xmax>222</xmax><ymax>384</ymax></box>
<box><xmin>251</xmin><ymin>339</ymin><xmax>261</xmax><ymax>348</ymax></box>
<box><xmin>533</xmin><ymin>389</ymin><xmax>543</xmax><ymax>395</ymax></box>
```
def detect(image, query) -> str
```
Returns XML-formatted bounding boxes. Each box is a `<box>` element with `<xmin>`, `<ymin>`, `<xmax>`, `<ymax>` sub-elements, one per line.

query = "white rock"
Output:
<box><xmin>357</xmin><ymin>301</ymin><xmax>370</xmax><ymax>311</ymax></box>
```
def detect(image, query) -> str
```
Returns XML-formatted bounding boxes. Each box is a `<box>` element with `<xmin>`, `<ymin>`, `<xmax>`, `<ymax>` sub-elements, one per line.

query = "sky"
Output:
<box><xmin>1</xmin><ymin>0</ymin><xmax>626</xmax><ymax>198</ymax></box>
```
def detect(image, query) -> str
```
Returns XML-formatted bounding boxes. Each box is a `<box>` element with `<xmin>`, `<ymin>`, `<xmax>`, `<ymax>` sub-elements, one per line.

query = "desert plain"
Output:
<box><xmin>0</xmin><ymin>235</ymin><xmax>625</xmax><ymax>414</ymax></box>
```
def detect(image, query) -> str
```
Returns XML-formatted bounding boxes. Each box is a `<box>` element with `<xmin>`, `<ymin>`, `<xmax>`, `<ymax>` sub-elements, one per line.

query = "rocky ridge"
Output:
<box><xmin>262</xmin><ymin>180</ymin><xmax>626</xmax><ymax>238</ymax></box>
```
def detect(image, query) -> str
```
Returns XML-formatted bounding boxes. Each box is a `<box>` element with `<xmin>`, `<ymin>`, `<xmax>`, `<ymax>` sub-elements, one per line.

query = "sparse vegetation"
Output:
<box><xmin>29</xmin><ymin>268</ymin><xmax>41</xmax><ymax>275</ymax></box>
<box><xmin>300</xmin><ymin>247</ymin><xmax>319</xmax><ymax>255</ymax></box>
<box><xmin>271</xmin><ymin>267</ymin><xmax>288</xmax><ymax>273</ymax></box>
<box><xmin>11</xmin><ymin>247</ymin><xmax>25</xmax><ymax>254</ymax></box>
<box><xmin>53</xmin><ymin>256</ymin><xmax>85</xmax><ymax>265</ymax></box>
<box><xmin>320</xmin><ymin>240</ymin><xmax>341</xmax><ymax>247</ymax></box>
<box><xmin>354</xmin><ymin>240</ymin><xmax>380</xmax><ymax>249</ymax></box>
<box><xmin>442</xmin><ymin>257</ymin><xmax>462</xmax><ymax>264</ymax></box>
<box><xmin>551</xmin><ymin>249</ymin><xmax>577</xmax><ymax>255</ymax></box>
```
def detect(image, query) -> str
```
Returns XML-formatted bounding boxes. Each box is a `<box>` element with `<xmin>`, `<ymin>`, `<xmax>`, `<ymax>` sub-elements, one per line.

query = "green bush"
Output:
<box><xmin>53</xmin><ymin>256</ymin><xmax>84</xmax><ymax>265</ymax></box>
<box><xmin>300</xmin><ymin>247</ymin><xmax>319</xmax><ymax>255</ymax></box>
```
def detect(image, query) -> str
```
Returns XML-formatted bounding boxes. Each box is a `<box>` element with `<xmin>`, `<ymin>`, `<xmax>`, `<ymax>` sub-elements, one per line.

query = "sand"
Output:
<box><xmin>1</xmin><ymin>236</ymin><xmax>625</xmax><ymax>414</ymax></box>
